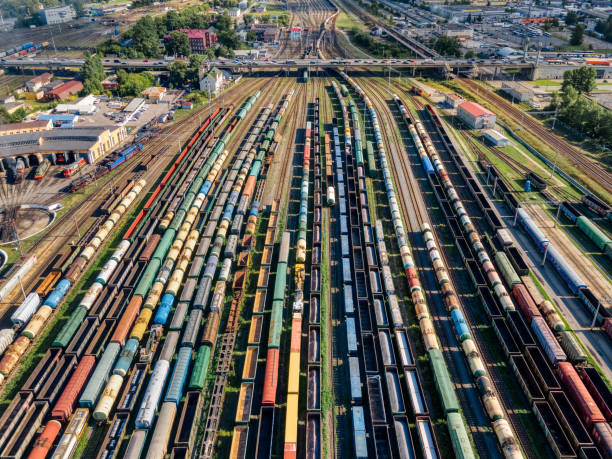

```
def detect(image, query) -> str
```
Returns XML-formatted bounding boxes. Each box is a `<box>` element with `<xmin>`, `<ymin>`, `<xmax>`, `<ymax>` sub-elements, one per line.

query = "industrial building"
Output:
<box><xmin>41</xmin><ymin>5</ymin><xmax>76</xmax><ymax>25</ymax></box>
<box><xmin>501</xmin><ymin>81</ymin><xmax>534</xmax><ymax>102</ymax></box>
<box><xmin>0</xmin><ymin>125</ymin><xmax>127</xmax><ymax>167</ymax></box>
<box><xmin>123</xmin><ymin>98</ymin><xmax>146</xmax><ymax>113</ymax></box>
<box><xmin>457</xmin><ymin>101</ymin><xmax>496</xmax><ymax>129</ymax></box>
<box><xmin>0</xmin><ymin>120</ymin><xmax>52</xmax><ymax>137</ymax></box>
<box><xmin>250</xmin><ymin>23</ymin><xmax>280</xmax><ymax>42</ymax></box>
<box><xmin>445</xmin><ymin>93</ymin><xmax>465</xmax><ymax>108</ymax></box>
<box><xmin>483</xmin><ymin>129</ymin><xmax>509</xmax><ymax>146</ymax></box>
<box><xmin>141</xmin><ymin>87</ymin><xmax>167</xmax><ymax>103</ymax></box>
<box><xmin>45</xmin><ymin>80</ymin><xmax>84</xmax><ymax>101</ymax></box>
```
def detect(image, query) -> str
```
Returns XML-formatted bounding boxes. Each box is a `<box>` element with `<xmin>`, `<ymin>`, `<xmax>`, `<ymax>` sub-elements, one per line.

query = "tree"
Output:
<box><xmin>562</xmin><ymin>66</ymin><xmax>596</xmax><ymax>94</ymax></box>
<box><xmin>116</xmin><ymin>70</ymin><xmax>155</xmax><ymax>96</ymax></box>
<box><xmin>80</xmin><ymin>53</ymin><xmax>105</xmax><ymax>94</ymax></box>
<box><xmin>570</xmin><ymin>23</ymin><xmax>585</xmax><ymax>45</ymax></box>
<box><xmin>246</xmin><ymin>30</ymin><xmax>256</xmax><ymax>42</ymax></box>
<box><xmin>464</xmin><ymin>50</ymin><xmax>476</xmax><ymax>59</ymax></box>
<box><xmin>126</xmin><ymin>16</ymin><xmax>162</xmax><ymax>57</ymax></box>
<box><xmin>431</xmin><ymin>36</ymin><xmax>461</xmax><ymax>57</ymax></box>
<box><xmin>552</xmin><ymin>17</ymin><xmax>560</xmax><ymax>28</ymax></box>
<box><xmin>166</xmin><ymin>31</ymin><xmax>191</xmax><ymax>57</ymax></box>
<box><xmin>565</xmin><ymin>11</ymin><xmax>578</xmax><ymax>26</ymax></box>
<box><xmin>167</xmin><ymin>60</ymin><xmax>189</xmax><ymax>87</ymax></box>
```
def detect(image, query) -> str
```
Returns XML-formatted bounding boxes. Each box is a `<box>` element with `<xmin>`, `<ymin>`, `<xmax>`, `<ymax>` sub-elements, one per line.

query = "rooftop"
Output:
<box><xmin>175</xmin><ymin>29</ymin><xmax>214</xmax><ymax>39</ymax></box>
<box><xmin>0</xmin><ymin>120</ymin><xmax>51</xmax><ymax>134</ymax></box>
<box><xmin>459</xmin><ymin>101</ymin><xmax>494</xmax><ymax>118</ymax></box>
<box><xmin>28</xmin><ymin>73</ymin><xmax>53</xmax><ymax>84</ymax></box>
<box><xmin>0</xmin><ymin>126</ymin><xmax>116</xmax><ymax>157</ymax></box>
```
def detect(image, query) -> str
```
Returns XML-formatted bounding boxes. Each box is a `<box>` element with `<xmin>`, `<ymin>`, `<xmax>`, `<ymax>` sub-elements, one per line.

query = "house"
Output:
<box><xmin>255</xmin><ymin>4</ymin><xmax>266</xmax><ymax>13</ymax></box>
<box><xmin>199</xmin><ymin>67</ymin><xmax>225</xmax><ymax>95</ymax></box>
<box><xmin>445</xmin><ymin>93</ymin><xmax>464</xmax><ymax>108</ymax></box>
<box><xmin>238</xmin><ymin>1</ymin><xmax>248</xmax><ymax>9</ymax></box>
<box><xmin>457</xmin><ymin>101</ymin><xmax>496</xmax><ymax>129</ymax></box>
<box><xmin>166</xmin><ymin>29</ymin><xmax>217</xmax><ymax>54</ymax></box>
<box><xmin>141</xmin><ymin>87</ymin><xmax>166</xmax><ymax>102</ymax></box>
<box><xmin>26</xmin><ymin>73</ymin><xmax>53</xmax><ymax>92</ymax></box>
<box><xmin>0</xmin><ymin>95</ymin><xmax>15</xmax><ymax>105</ymax></box>
<box><xmin>181</xmin><ymin>101</ymin><xmax>193</xmax><ymax>110</ymax></box>
<box><xmin>41</xmin><ymin>5</ymin><xmax>76</xmax><ymax>25</ymax></box>
<box><xmin>250</xmin><ymin>23</ymin><xmax>279</xmax><ymax>42</ymax></box>
<box><xmin>229</xmin><ymin>7</ymin><xmax>242</xmax><ymax>17</ymax></box>
<box><xmin>45</xmin><ymin>80</ymin><xmax>83</xmax><ymax>101</ymax></box>
<box><xmin>102</xmin><ymin>75</ymin><xmax>120</xmax><ymax>91</ymax></box>
<box><xmin>501</xmin><ymin>81</ymin><xmax>534</xmax><ymax>102</ymax></box>
<box><xmin>0</xmin><ymin>120</ymin><xmax>52</xmax><ymax>137</ymax></box>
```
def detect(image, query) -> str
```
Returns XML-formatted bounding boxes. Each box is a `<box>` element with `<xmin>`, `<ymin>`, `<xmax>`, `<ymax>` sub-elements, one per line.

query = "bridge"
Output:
<box><xmin>1</xmin><ymin>57</ymin><xmax>608</xmax><ymax>79</ymax></box>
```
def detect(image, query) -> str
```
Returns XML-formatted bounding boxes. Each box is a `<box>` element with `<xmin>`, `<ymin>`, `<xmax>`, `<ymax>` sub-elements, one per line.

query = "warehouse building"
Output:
<box><xmin>0</xmin><ymin>125</ymin><xmax>127</xmax><ymax>167</ymax></box>
<box><xmin>501</xmin><ymin>81</ymin><xmax>534</xmax><ymax>102</ymax></box>
<box><xmin>41</xmin><ymin>5</ymin><xmax>76</xmax><ymax>25</ymax></box>
<box><xmin>45</xmin><ymin>80</ymin><xmax>84</xmax><ymax>101</ymax></box>
<box><xmin>0</xmin><ymin>120</ymin><xmax>52</xmax><ymax>136</ymax></box>
<box><xmin>457</xmin><ymin>101</ymin><xmax>496</xmax><ymax>129</ymax></box>
<box><xmin>483</xmin><ymin>129</ymin><xmax>509</xmax><ymax>146</ymax></box>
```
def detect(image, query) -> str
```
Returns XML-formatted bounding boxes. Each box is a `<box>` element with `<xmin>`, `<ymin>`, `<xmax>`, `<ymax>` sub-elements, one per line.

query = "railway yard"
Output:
<box><xmin>0</xmin><ymin>0</ymin><xmax>612</xmax><ymax>458</ymax></box>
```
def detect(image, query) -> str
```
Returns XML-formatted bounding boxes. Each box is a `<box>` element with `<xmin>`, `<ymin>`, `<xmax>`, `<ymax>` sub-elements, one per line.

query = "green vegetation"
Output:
<box><xmin>595</xmin><ymin>14</ymin><xmax>612</xmax><ymax>43</ymax></box>
<box><xmin>348</xmin><ymin>28</ymin><xmax>413</xmax><ymax>58</ymax></box>
<box><xmin>165</xmin><ymin>30</ymin><xmax>191</xmax><ymax>57</ymax></box>
<box><xmin>167</xmin><ymin>54</ymin><xmax>206</xmax><ymax>88</ymax></box>
<box><xmin>80</xmin><ymin>53</ymin><xmax>105</xmax><ymax>95</ymax></box>
<box><xmin>570</xmin><ymin>24</ymin><xmax>585</xmax><ymax>46</ymax></box>
<box><xmin>429</xmin><ymin>36</ymin><xmax>462</xmax><ymax>58</ymax></box>
<box><xmin>115</xmin><ymin>69</ymin><xmax>155</xmax><ymax>96</ymax></box>
<box><xmin>565</xmin><ymin>11</ymin><xmax>579</xmax><ymax>26</ymax></box>
<box><xmin>97</xmin><ymin>7</ymin><xmax>239</xmax><ymax>59</ymax></box>
<box><xmin>0</xmin><ymin>106</ymin><xmax>26</xmax><ymax>124</ymax></box>
<box><xmin>550</xmin><ymin>67</ymin><xmax>612</xmax><ymax>148</ymax></box>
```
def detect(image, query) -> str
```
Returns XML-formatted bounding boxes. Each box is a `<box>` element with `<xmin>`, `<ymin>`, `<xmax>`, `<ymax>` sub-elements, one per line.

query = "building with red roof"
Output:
<box><xmin>457</xmin><ymin>101</ymin><xmax>496</xmax><ymax>129</ymax></box>
<box><xmin>166</xmin><ymin>29</ymin><xmax>217</xmax><ymax>54</ymax></box>
<box><xmin>45</xmin><ymin>80</ymin><xmax>83</xmax><ymax>101</ymax></box>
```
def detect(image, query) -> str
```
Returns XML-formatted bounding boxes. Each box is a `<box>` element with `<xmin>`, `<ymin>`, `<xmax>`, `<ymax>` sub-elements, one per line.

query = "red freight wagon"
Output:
<box><xmin>557</xmin><ymin>362</ymin><xmax>605</xmax><ymax>427</ymax></box>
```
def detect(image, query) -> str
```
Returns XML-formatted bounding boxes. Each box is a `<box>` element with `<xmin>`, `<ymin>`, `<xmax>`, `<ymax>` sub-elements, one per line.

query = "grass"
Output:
<box><xmin>335</xmin><ymin>11</ymin><xmax>367</xmax><ymax>31</ymax></box>
<box><xmin>446</xmin><ymin>79</ymin><xmax>612</xmax><ymax>205</ymax></box>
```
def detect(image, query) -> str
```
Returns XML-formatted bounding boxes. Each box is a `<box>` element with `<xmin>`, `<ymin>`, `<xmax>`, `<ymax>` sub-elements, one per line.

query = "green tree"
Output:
<box><xmin>565</xmin><ymin>11</ymin><xmax>579</xmax><ymax>25</ymax></box>
<box><xmin>116</xmin><ymin>70</ymin><xmax>155</xmax><ymax>96</ymax></box>
<box><xmin>562</xmin><ymin>66</ymin><xmax>596</xmax><ymax>93</ymax></box>
<box><xmin>166</xmin><ymin>31</ymin><xmax>191</xmax><ymax>57</ymax></box>
<box><xmin>246</xmin><ymin>30</ymin><xmax>256</xmax><ymax>42</ymax></box>
<box><xmin>431</xmin><ymin>36</ymin><xmax>461</xmax><ymax>57</ymax></box>
<box><xmin>167</xmin><ymin>60</ymin><xmax>189</xmax><ymax>87</ymax></box>
<box><xmin>570</xmin><ymin>23</ymin><xmax>585</xmax><ymax>45</ymax></box>
<box><xmin>126</xmin><ymin>16</ymin><xmax>162</xmax><ymax>57</ymax></box>
<box><xmin>552</xmin><ymin>17</ymin><xmax>560</xmax><ymax>27</ymax></box>
<box><xmin>464</xmin><ymin>50</ymin><xmax>476</xmax><ymax>59</ymax></box>
<box><xmin>80</xmin><ymin>53</ymin><xmax>105</xmax><ymax>94</ymax></box>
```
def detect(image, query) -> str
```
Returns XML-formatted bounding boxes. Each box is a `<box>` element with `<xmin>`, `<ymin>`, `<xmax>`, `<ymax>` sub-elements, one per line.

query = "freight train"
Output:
<box><xmin>69</xmin><ymin>142</ymin><xmax>144</xmax><ymax>192</ymax></box>
<box><xmin>416</xmin><ymin>98</ymin><xmax>612</xmax><ymax>458</ymax></box>
<box><xmin>0</xmin><ymin>41</ymin><xmax>49</xmax><ymax>59</ymax></box>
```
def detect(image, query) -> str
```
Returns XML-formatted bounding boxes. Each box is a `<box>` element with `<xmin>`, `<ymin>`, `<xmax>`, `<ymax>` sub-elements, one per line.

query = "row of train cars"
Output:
<box><xmin>0</xmin><ymin>89</ymin><xmax>301</xmax><ymax>458</ymax></box>
<box><xmin>388</xmin><ymin>88</ymin><xmax>612</xmax><ymax>458</ymax></box>
<box><xmin>0</xmin><ymin>41</ymin><xmax>49</xmax><ymax>59</ymax></box>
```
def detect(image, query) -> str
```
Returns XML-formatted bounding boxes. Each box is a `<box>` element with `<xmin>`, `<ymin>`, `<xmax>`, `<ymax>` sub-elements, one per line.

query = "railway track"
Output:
<box><xmin>0</xmin><ymin>77</ymin><xmax>267</xmax><ymax>314</ymax></box>
<box><xmin>458</xmin><ymin>78</ymin><xmax>612</xmax><ymax>201</ymax></box>
<box><xmin>358</xmin><ymin>76</ymin><xmax>500</xmax><ymax>456</ymax></box>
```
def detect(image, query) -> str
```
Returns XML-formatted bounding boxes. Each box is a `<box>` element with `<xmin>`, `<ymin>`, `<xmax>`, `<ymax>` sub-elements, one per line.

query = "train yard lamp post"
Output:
<box><xmin>72</xmin><ymin>214</ymin><xmax>81</xmax><ymax>238</ymax></box>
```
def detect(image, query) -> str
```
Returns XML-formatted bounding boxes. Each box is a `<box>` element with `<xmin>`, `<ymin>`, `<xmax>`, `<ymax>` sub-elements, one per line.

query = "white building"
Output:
<box><xmin>483</xmin><ymin>129</ymin><xmax>509</xmax><ymax>146</ymax></box>
<box><xmin>501</xmin><ymin>81</ymin><xmax>534</xmax><ymax>102</ymax></box>
<box><xmin>228</xmin><ymin>7</ymin><xmax>242</xmax><ymax>17</ymax></box>
<box><xmin>200</xmin><ymin>68</ymin><xmax>225</xmax><ymax>95</ymax></box>
<box><xmin>457</xmin><ymin>101</ymin><xmax>496</xmax><ymax>129</ymax></box>
<box><xmin>42</xmin><ymin>5</ymin><xmax>76</xmax><ymax>25</ymax></box>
